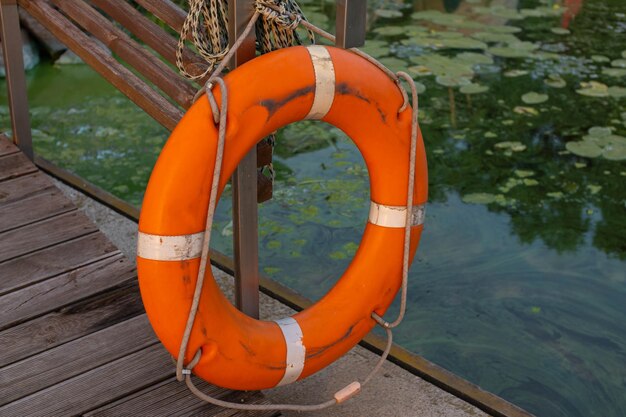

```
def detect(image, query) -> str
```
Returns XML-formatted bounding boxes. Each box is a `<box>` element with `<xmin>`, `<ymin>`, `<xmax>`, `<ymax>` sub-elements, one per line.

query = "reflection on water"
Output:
<box><xmin>1</xmin><ymin>0</ymin><xmax>625</xmax><ymax>415</ymax></box>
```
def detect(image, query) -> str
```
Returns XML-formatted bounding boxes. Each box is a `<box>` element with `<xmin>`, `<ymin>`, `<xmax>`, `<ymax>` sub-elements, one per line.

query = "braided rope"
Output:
<box><xmin>176</xmin><ymin>0</ymin><xmax>314</xmax><ymax>79</ymax></box>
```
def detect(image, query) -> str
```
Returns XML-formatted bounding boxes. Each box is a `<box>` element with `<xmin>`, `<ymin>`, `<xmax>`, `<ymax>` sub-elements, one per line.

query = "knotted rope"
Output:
<box><xmin>176</xmin><ymin>0</ymin><xmax>314</xmax><ymax>80</ymax></box>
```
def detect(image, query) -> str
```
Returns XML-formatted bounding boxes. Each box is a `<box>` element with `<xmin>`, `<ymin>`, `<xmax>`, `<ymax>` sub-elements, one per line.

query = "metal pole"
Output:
<box><xmin>228</xmin><ymin>0</ymin><xmax>260</xmax><ymax>318</ymax></box>
<box><xmin>336</xmin><ymin>0</ymin><xmax>366</xmax><ymax>49</ymax></box>
<box><xmin>1</xmin><ymin>0</ymin><xmax>33</xmax><ymax>160</ymax></box>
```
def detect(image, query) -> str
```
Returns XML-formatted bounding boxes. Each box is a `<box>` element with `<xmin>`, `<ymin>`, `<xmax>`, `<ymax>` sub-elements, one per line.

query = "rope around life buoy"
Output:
<box><xmin>173</xmin><ymin>5</ymin><xmax>422</xmax><ymax>412</ymax></box>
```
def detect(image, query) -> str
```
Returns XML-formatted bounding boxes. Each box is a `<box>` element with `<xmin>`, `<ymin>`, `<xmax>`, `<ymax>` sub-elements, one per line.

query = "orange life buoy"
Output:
<box><xmin>137</xmin><ymin>45</ymin><xmax>428</xmax><ymax>391</ymax></box>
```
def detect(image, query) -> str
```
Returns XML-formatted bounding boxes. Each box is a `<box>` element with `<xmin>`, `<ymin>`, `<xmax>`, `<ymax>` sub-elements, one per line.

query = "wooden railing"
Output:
<box><xmin>0</xmin><ymin>0</ymin><xmax>268</xmax><ymax>317</ymax></box>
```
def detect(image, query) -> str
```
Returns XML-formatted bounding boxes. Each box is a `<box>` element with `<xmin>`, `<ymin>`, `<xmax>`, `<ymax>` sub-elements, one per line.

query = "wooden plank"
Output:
<box><xmin>0</xmin><ymin>135</ymin><xmax>20</xmax><ymax>157</ymax></box>
<box><xmin>135</xmin><ymin>0</ymin><xmax>186</xmax><ymax>33</ymax></box>
<box><xmin>0</xmin><ymin>151</ymin><xmax>37</xmax><ymax>182</ymax></box>
<box><xmin>0</xmin><ymin>344</ymin><xmax>172</xmax><ymax>417</ymax></box>
<box><xmin>19</xmin><ymin>7</ymin><xmax>66</xmax><ymax>58</ymax></box>
<box><xmin>0</xmin><ymin>188</ymin><xmax>75</xmax><ymax>233</ymax></box>
<box><xmin>0</xmin><ymin>210</ymin><xmax>98</xmax><ymax>262</ymax></box>
<box><xmin>51</xmin><ymin>0</ymin><xmax>195</xmax><ymax>109</ymax></box>
<box><xmin>19</xmin><ymin>0</ymin><xmax>183</xmax><ymax>131</ymax></box>
<box><xmin>0</xmin><ymin>315</ymin><xmax>156</xmax><ymax>406</ymax></box>
<box><xmin>0</xmin><ymin>280</ymin><xmax>143</xmax><ymax>367</ymax></box>
<box><xmin>0</xmin><ymin>233</ymin><xmax>119</xmax><ymax>296</ymax></box>
<box><xmin>0</xmin><ymin>171</ymin><xmax>56</xmax><ymax>206</ymax></box>
<box><xmin>86</xmin><ymin>377</ymin><xmax>275</xmax><ymax>417</ymax></box>
<box><xmin>92</xmin><ymin>0</ymin><xmax>207</xmax><ymax>83</ymax></box>
<box><xmin>0</xmin><ymin>254</ymin><xmax>135</xmax><ymax>330</ymax></box>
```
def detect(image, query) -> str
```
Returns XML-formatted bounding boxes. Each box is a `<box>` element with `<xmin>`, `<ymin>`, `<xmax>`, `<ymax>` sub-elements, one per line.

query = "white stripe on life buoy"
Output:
<box><xmin>137</xmin><ymin>231</ymin><xmax>204</xmax><ymax>261</ymax></box>
<box><xmin>369</xmin><ymin>202</ymin><xmax>426</xmax><ymax>228</ymax></box>
<box><xmin>305</xmin><ymin>45</ymin><xmax>335</xmax><ymax>120</ymax></box>
<box><xmin>274</xmin><ymin>316</ymin><xmax>306</xmax><ymax>386</ymax></box>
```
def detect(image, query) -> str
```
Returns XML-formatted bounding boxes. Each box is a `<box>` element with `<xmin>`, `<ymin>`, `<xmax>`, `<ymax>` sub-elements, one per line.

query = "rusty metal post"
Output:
<box><xmin>229</xmin><ymin>0</ymin><xmax>259</xmax><ymax>318</ymax></box>
<box><xmin>1</xmin><ymin>0</ymin><xmax>33</xmax><ymax>159</ymax></box>
<box><xmin>335</xmin><ymin>0</ymin><xmax>366</xmax><ymax>49</ymax></box>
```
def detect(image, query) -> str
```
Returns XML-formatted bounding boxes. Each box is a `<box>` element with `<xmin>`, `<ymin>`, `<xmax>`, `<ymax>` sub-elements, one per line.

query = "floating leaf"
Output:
<box><xmin>504</xmin><ymin>69</ymin><xmax>529</xmax><ymax>77</ymax></box>
<box><xmin>608</xmin><ymin>86</ymin><xmax>626</xmax><ymax>98</ymax></box>
<box><xmin>486</xmin><ymin>25</ymin><xmax>522</xmax><ymax>34</ymax></box>
<box><xmin>603</xmin><ymin>143</ymin><xmax>626</xmax><ymax>160</ymax></box>
<box><xmin>484</xmin><ymin>131</ymin><xmax>498</xmax><ymax>138</ymax></box>
<box><xmin>550</xmin><ymin>28</ymin><xmax>570</xmax><ymax>35</ymax></box>
<box><xmin>576</xmin><ymin>81</ymin><xmax>609</xmax><ymax>97</ymax></box>
<box><xmin>456</xmin><ymin>52</ymin><xmax>494</xmax><ymax>65</ymax></box>
<box><xmin>410</xmin><ymin>54</ymin><xmax>474</xmax><ymax>77</ymax></box>
<box><xmin>379</xmin><ymin>57</ymin><xmax>406</xmax><ymax>72</ymax></box>
<box><xmin>588</xmin><ymin>126</ymin><xmax>612</xmax><ymax>137</ymax></box>
<box><xmin>544</xmin><ymin>74</ymin><xmax>566</xmax><ymax>88</ymax></box>
<box><xmin>415</xmin><ymin>82</ymin><xmax>426</xmax><ymax>94</ymax></box>
<box><xmin>587</xmin><ymin>184</ymin><xmax>602</xmax><ymax>194</ymax></box>
<box><xmin>522</xmin><ymin>92</ymin><xmax>549</xmax><ymax>104</ymax></box>
<box><xmin>436</xmin><ymin>75</ymin><xmax>471</xmax><ymax>87</ymax></box>
<box><xmin>523</xmin><ymin>178</ymin><xmax>539</xmax><ymax>186</ymax></box>
<box><xmin>408</xmin><ymin>65</ymin><xmax>432</xmax><ymax>77</ymax></box>
<box><xmin>514</xmin><ymin>170</ymin><xmax>535</xmax><ymax>178</ymax></box>
<box><xmin>460</xmin><ymin>83</ymin><xmax>489</xmax><ymax>94</ymax></box>
<box><xmin>372</xmin><ymin>26</ymin><xmax>405</xmax><ymax>37</ymax></box>
<box><xmin>623</xmin><ymin>51</ymin><xmax>626</xmax><ymax>59</ymax></box>
<box><xmin>489</xmin><ymin>46</ymin><xmax>532</xmax><ymax>58</ymax></box>
<box><xmin>591</xmin><ymin>55</ymin><xmax>610</xmax><ymax>63</ymax></box>
<box><xmin>612</xmin><ymin>59</ymin><xmax>626</xmax><ymax>68</ymax></box>
<box><xmin>602</xmin><ymin>68</ymin><xmax>626</xmax><ymax>77</ymax></box>
<box><xmin>547</xmin><ymin>191</ymin><xmax>564</xmax><ymax>199</ymax></box>
<box><xmin>375</xmin><ymin>9</ymin><xmax>403</xmax><ymax>18</ymax></box>
<box><xmin>360</xmin><ymin>40</ymin><xmax>390</xmax><ymax>57</ymax></box>
<box><xmin>514</xmin><ymin>106</ymin><xmax>539</xmax><ymax>116</ymax></box>
<box><xmin>471</xmin><ymin>32</ymin><xmax>519</xmax><ymax>43</ymax></box>
<box><xmin>565</xmin><ymin>141</ymin><xmax>602</xmax><ymax>158</ymax></box>
<box><xmin>462</xmin><ymin>192</ymin><xmax>496</xmax><ymax>204</ymax></box>
<box><xmin>495</xmin><ymin>141</ymin><xmax>527</xmax><ymax>151</ymax></box>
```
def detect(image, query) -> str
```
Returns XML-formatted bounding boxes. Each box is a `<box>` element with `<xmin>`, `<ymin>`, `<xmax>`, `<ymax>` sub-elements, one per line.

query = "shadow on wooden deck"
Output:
<box><xmin>0</xmin><ymin>136</ymin><xmax>278</xmax><ymax>416</ymax></box>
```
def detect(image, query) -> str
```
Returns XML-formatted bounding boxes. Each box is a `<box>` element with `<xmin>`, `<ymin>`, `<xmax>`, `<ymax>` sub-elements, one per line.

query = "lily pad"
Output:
<box><xmin>623</xmin><ymin>51</ymin><xmax>626</xmax><ymax>59</ymax></box>
<box><xmin>602</xmin><ymin>68</ymin><xmax>626</xmax><ymax>77</ymax></box>
<box><xmin>565</xmin><ymin>141</ymin><xmax>602</xmax><ymax>158</ymax></box>
<box><xmin>360</xmin><ymin>40</ymin><xmax>390</xmax><ymax>57</ymax></box>
<box><xmin>456</xmin><ymin>52</ymin><xmax>494</xmax><ymax>65</ymax></box>
<box><xmin>495</xmin><ymin>141</ymin><xmax>527</xmax><ymax>152</ymax></box>
<box><xmin>522</xmin><ymin>92</ymin><xmax>549</xmax><ymax>104</ymax></box>
<box><xmin>379</xmin><ymin>57</ymin><xmax>406</xmax><ymax>72</ymax></box>
<box><xmin>373</xmin><ymin>26</ymin><xmax>405</xmax><ymax>37</ymax></box>
<box><xmin>612</xmin><ymin>59</ymin><xmax>626</xmax><ymax>68</ymax></box>
<box><xmin>408</xmin><ymin>65</ymin><xmax>432</xmax><ymax>77</ymax></box>
<box><xmin>588</xmin><ymin>126</ymin><xmax>612</xmax><ymax>137</ymax></box>
<box><xmin>410</xmin><ymin>54</ymin><xmax>474</xmax><ymax>78</ymax></box>
<box><xmin>415</xmin><ymin>82</ymin><xmax>426</xmax><ymax>94</ymax></box>
<box><xmin>488</xmin><ymin>46</ymin><xmax>532</xmax><ymax>58</ymax></box>
<box><xmin>460</xmin><ymin>83</ymin><xmax>489</xmax><ymax>94</ymax></box>
<box><xmin>514</xmin><ymin>106</ymin><xmax>539</xmax><ymax>116</ymax></box>
<box><xmin>608</xmin><ymin>86</ymin><xmax>626</xmax><ymax>98</ymax></box>
<box><xmin>514</xmin><ymin>170</ymin><xmax>535</xmax><ymax>178</ymax></box>
<box><xmin>603</xmin><ymin>143</ymin><xmax>626</xmax><ymax>160</ymax></box>
<box><xmin>523</xmin><ymin>179</ymin><xmax>539</xmax><ymax>186</ymax></box>
<box><xmin>550</xmin><ymin>28</ymin><xmax>570</xmax><ymax>35</ymax></box>
<box><xmin>504</xmin><ymin>69</ymin><xmax>529</xmax><ymax>77</ymax></box>
<box><xmin>591</xmin><ymin>55</ymin><xmax>610</xmax><ymax>63</ymax></box>
<box><xmin>576</xmin><ymin>81</ymin><xmax>609</xmax><ymax>97</ymax></box>
<box><xmin>471</xmin><ymin>32</ymin><xmax>520</xmax><ymax>43</ymax></box>
<box><xmin>544</xmin><ymin>74</ymin><xmax>566</xmax><ymax>88</ymax></box>
<box><xmin>436</xmin><ymin>75</ymin><xmax>471</xmax><ymax>87</ymax></box>
<box><xmin>375</xmin><ymin>9</ymin><xmax>403</xmax><ymax>18</ymax></box>
<box><xmin>462</xmin><ymin>192</ymin><xmax>496</xmax><ymax>204</ymax></box>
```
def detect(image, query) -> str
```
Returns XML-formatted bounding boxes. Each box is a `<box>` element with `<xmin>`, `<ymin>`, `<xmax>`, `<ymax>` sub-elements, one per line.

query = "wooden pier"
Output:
<box><xmin>0</xmin><ymin>136</ymin><xmax>277</xmax><ymax>416</ymax></box>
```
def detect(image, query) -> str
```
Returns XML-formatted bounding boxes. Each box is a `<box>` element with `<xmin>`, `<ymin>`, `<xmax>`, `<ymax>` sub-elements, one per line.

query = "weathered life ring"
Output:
<box><xmin>137</xmin><ymin>45</ymin><xmax>428</xmax><ymax>391</ymax></box>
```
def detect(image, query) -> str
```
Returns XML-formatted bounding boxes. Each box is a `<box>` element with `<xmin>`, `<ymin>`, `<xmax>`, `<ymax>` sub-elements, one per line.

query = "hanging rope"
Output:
<box><xmin>176</xmin><ymin>0</ymin><xmax>314</xmax><ymax>80</ymax></box>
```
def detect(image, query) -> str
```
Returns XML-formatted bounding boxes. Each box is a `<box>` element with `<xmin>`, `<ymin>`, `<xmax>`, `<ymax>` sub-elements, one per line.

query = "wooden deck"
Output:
<box><xmin>0</xmin><ymin>136</ymin><xmax>277</xmax><ymax>416</ymax></box>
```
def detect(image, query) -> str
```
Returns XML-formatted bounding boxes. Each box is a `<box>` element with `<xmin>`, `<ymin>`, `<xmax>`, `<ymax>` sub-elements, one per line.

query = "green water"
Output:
<box><xmin>2</xmin><ymin>0</ymin><xmax>625</xmax><ymax>415</ymax></box>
